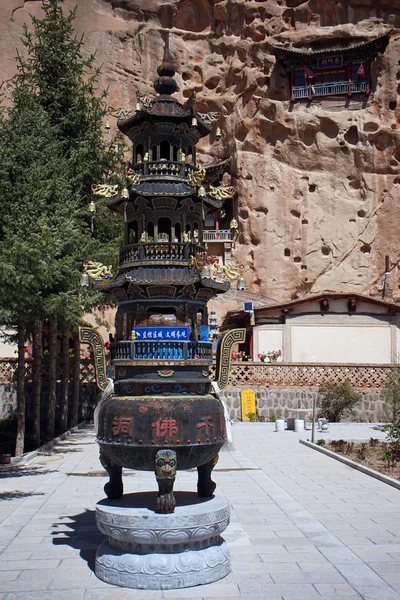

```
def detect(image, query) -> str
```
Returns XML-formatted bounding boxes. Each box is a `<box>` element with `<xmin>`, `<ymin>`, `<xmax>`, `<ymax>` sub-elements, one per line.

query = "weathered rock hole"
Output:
<box><xmin>350</xmin><ymin>176</ymin><xmax>362</xmax><ymax>189</ymax></box>
<box><xmin>291</xmin><ymin>209</ymin><xmax>301</xmax><ymax>218</ymax></box>
<box><xmin>340</xmin><ymin>146</ymin><xmax>349</xmax><ymax>154</ymax></box>
<box><xmin>301</xmin><ymin>265</ymin><xmax>307</xmax><ymax>270</ymax></box>
<box><xmin>293</xmin><ymin>256</ymin><xmax>301</xmax><ymax>263</ymax></box>
<box><xmin>239</xmin><ymin>209</ymin><xmax>249</xmax><ymax>220</ymax></box>
<box><xmin>182</xmin><ymin>71</ymin><xmax>191</xmax><ymax>81</ymax></box>
<box><xmin>204</xmin><ymin>76</ymin><xmax>219</xmax><ymax>90</ymax></box>
<box><xmin>360</xmin><ymin>244</ymin><xmax>371</xmax><ymax>254</ymax></box>
<box><xmin>357</xmin><ymin>210</ymin><xmax>366</xmax><ymax>218</ymax></box>
<box><xmin>235</xmin><ymin>123</ymin><xmax>248</xmax><ymax>142</ymax></box>
<box><xmin>321</xmin><ymin>246</ymin><xmax>330</xmax><ymax>256</ymax></box>
<box><xmin>301</xmin><ymin>126</ymin><xmax>316</xmax><ymax>146</ymax></box>
<box><xmin>302</xmin><ymin>219</ymin><xmax>308</xmax><ymax>225</ymax></box>
<box><xmin>344</xmin><ymin>126</ymin><xmax>359</xmax><ymax>145</ymax></box>
<box><xmin>308</xmin><ymin>184</ymin><xmax>316</xmax><ymax>192</ymax></box>
<box><xmin>255</xmin><ymin>207</ymin><xmax>268</xmax><ymax>214</ymax></box>
<box><xmin>349</xmin><ymin>217</ymin><xmax>356</xmax><ymax>222</ymax></box>
<box><xmin>363</xmin><ymin>122</ymin><xmax>379</xmax><ymax>132</ymax></box>
<box><xmin>389</xmin><ymin>101</ymin><xmax>397</xmax><ymax>111</ymax></box>
<box><xmin>284</xmin><ymin>248</ymin><xmax>291</xmax><ymax>257</ymax></box>
<box><xmin>374</xmin><ymin>131</ymin><xmax>393</xmax><ymax>151</ymax></box>
<box><xmin>319</xmin><ymin>117</ymin><xmax>339</xmax><ymax>139</ymax></box>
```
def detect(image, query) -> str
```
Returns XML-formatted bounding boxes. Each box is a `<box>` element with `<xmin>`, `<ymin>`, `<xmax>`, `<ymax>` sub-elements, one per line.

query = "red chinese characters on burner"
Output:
<box><xmin>152</xmin><ymin>418</ymin><xmax>178</xmax><ymax>438</ymax></box>
<box><xmin>112</xmin><ymin>416</ymin><xmax>133</xmax><ymax>437</ymax></box>
<box><xmin>197</xmin><ymin>417</ymin><xmax>214</xmax><ymax>437</ymax></box>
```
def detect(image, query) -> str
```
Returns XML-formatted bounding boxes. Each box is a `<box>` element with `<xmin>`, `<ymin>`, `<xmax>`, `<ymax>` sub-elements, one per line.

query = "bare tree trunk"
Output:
<box><xmin>15</xmin><ymin>321</ymin><xmax>26</xmax><ymax>457</ymax></box>
<box><xmin>69</xmin><ymin>330</ymin><xmax>81</xmax><ymax>428</ymax></box>
<box><xmin>46</xmin><ymin>317</ymin><xmax>57</xmax><ymax>440</ymax></box>
<box><xmin>59</xmin><ymin>327</ymin><xmax>69</xmax><ymax>433</ymax></box>
<box><xmin>32</xmin><ymin>319</ymin><xmax>42</xmax><ymax>448</ymax></box>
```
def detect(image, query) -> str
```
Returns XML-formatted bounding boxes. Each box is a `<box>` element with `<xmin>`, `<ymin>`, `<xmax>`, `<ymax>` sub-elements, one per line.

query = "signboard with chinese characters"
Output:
<box><xmin>317</xmin><ymin>56</ymin><xmax>343</xmax><ymax>69</ymax></box>
<box><xmin>241</xmin><ymin>389</ymin><xmax>256</xmax><ymax>421</ymax></box>
<box><xmin>133</xmin><ymin>326</ymin><xmax>190</xmax><ymax>341</ymax></box>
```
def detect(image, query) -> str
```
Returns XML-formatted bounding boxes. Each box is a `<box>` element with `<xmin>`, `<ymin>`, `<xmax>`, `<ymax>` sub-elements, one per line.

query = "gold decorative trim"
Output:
<box><xmin>215</xmin><ymin>328</ymin><xmax>246</xmax><ymax>390</ymax></box>
<box><xmin>79</xmin><ymin>328</ymin><xmax>108</xmax><ymax>391</ymax></box>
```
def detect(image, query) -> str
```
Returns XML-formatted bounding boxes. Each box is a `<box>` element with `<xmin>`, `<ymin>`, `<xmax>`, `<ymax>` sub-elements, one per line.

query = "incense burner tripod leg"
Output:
<box><xmin>100</xmin><ymin>449</ymin><xmax>123</xmax><ymax>499</ymax></box>
<box><xmin>197</xmin><ymin>455</ymin><xmax>218</xmax><ymax>497</ymax></box>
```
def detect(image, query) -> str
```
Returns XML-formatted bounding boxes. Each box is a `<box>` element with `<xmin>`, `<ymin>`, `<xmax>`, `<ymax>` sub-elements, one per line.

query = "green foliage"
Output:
<box><xmin>246</xmin><ymin>412</ymin><xmax>257</xmax><ymax>421</ymax></box>
<box><xmin>0</xmin><ymin>0</ymin><xmax>125</xmax><ymax>329</ymax></box>
<box><xmin>381</xmin><ymin>366</ymin><xmax>400</xmax><ymax>423</ymax></box>
<box><xmin>316</xmin><ymin>438</ymin><xmax>326</xmax><ymax>446</ymax></box>
<box><xmin>383</xmin><ymin>421</ymin><xmax>400</xmax><ymax>464</ymax></box>
<box><xmin>317</xmin><ymin>381</ymin><xmax>361</xmax><ymax>422</ymax></box>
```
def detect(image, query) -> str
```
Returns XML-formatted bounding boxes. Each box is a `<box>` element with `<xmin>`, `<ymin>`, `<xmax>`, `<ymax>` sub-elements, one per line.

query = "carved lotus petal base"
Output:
<box><xmin>94</xmin><ymin>493</ymin><xmax>231</xmax><ymax>589</ymax></box>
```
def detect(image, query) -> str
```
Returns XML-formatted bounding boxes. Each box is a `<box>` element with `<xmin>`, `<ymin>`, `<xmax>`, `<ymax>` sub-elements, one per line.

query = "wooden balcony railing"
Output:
<box><xmin>203</xmin><ymin>230</ymin><xmax>234</xmax><ymax>243</ymax></box>
<box><xmin>120</xmin><ymin>242</ymin><xmax>206</xmax><ymax>267</ymax></box>
<box><xmin>112</xmin><ymin>340</ymin><xmax>213</xmax><ymax>361</ymax></box>
<box><xmin>292</xmin><ymin>80</ymin><xmax>368</xmax><ymax>100</ymax></box>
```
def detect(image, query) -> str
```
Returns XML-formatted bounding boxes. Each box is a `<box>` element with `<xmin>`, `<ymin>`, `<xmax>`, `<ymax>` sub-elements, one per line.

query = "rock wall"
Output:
<box><xmin>1</xmin><ymin>1</ymin><xmax>399</xmax><ymax>307</ymax></box>
<box><xmin>221</xmin><ymin>386</ymin><xmax>385</xmax><ymax>423</ymax></box>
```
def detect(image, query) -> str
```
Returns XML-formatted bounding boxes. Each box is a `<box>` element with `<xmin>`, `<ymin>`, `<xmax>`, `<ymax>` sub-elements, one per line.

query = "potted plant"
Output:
<box><xmin>258</xmin><ymin>350</ymin><xmax>282</xmax><ymax>362</ymax></box>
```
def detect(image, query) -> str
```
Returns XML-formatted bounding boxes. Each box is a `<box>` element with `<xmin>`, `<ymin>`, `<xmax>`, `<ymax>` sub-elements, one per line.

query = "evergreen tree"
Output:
<box><xmin>0</xmin><ymin>0</ymin><xmax>126</xmax><ymax>452</ymax></box>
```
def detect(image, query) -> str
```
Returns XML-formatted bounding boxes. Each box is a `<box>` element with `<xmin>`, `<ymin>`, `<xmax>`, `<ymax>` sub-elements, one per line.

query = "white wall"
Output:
<box><xmin>290</xmin><ymin>324</ymin><xmax>391</xmax><ymax>363</ymax></box>
<box><xmin>253</xmin><ymin>325</ymin><xmax>283</xmax><ymax>360</ymax></box>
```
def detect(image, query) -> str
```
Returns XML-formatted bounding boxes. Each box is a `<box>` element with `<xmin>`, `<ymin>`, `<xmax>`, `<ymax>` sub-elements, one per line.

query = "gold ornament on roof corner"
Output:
<box><xmin>187</xmin><ymin>165</ymin><xmax>206</xmax><ymax>186</ymax></box>
<box><xmin>190</xmin><ymin>251</ymin><xmax>207</xmax><ymax>271</ymax></box>
<box><xmin>91</xmin><ymin>183</ymin><xmax>119</xmax><ymax>198</ymax></box>
<box><xmin>213</xmin><ymin>262</ymin><xmax>242</xmax><ymax>282</ymax></box>
<box><xmin>136</xmin><ymin>90</ymin><xmax>153</xmax><ymax>109</ymax></box>
<box><xmin>83</xmin><ymin>260</ymin><xmax>112</xmax><ymax>280</ymax></box>
<box><xmin>208</xmin><ymin>185</ymin><xmax>237</xmax><ymax>200</ymax></box>
<box><xmin>126</xmin><ymin>167</ymin><xmax>141</xmax><ymax>185</ymax></box>
<box><xmin>197</xmin><ymin>111</ymin><xmax>221</xmax><ymax>123</ymax></box>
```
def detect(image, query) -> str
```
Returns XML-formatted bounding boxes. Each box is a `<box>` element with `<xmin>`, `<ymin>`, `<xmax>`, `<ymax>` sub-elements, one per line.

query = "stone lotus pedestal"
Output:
<box><xmin>95</xmin><ymin>492</ymin><xmax>231</xmax><ymax>590</ymax></box>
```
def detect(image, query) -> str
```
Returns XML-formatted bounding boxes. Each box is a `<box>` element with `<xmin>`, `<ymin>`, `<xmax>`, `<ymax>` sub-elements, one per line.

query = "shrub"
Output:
<box><xmin>316</xmin><ymin>438</ymin><xmax>326</xmax><ymax>446</ymax></box>
<box><xmin>317</xmin><ymin>381</ymin><xmax>361</xmax><ymax>422</ymax></box>
<box><xmin>382</xmin><ymin>367</ymin><xmax>400</xmax><ymax>423</ymax></box>
<box><xmin>246</xmin><ymin>412</ymin><xmax>257</xmax><ymax>422</ymax></box>
<box><xmin>330</xmin><ymin>439</ymin><xmax>347</xmax><ymax>453</ymax></box>
<box><xmin>383</xmin><ymin>421</ymin><xmax>400</xmax><ymax>464</ymax></box>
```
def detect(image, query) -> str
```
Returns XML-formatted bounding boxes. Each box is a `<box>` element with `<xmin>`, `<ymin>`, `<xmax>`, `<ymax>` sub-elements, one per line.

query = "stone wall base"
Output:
<box><xmin>221</xmin><ymin>387</ymin><xmax>384</xmax><ymax>423</ymax></box>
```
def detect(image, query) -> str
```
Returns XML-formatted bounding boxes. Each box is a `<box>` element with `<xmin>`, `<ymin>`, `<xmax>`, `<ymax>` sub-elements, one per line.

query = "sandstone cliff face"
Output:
<box><xmin>2</xmin><ymin>0</ymin><xmax>400</xmax><ymax>305</ymax></box>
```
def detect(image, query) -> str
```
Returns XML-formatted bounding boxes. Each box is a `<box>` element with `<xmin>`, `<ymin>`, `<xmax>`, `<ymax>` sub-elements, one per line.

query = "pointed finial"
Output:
<box><xmin>154</xmin><ymin>31</ymin><xmax>178</xmax><ymax>95</ymax></box>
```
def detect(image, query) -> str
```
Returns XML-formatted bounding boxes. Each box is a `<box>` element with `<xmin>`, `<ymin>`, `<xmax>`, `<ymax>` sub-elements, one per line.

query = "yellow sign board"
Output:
<box><xmin>241</xmin><ymin>389</ymin><xmax>256</xmax><ymax>421</ymax></box>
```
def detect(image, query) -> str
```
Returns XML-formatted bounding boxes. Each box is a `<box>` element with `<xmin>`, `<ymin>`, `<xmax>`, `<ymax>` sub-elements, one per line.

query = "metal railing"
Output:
<box><xmin>112</xmin><ymin>340</ymin><xmax>213</xmax><ymax>361</ymax></box>
<box><xmin>131</xmin><ymin>161</ymin><xmax>197</xmax><ymax>179</ymax></box>
<box><xmin>292</xmin><ymin>80</ymin><xmax>368</xmax><ymax>100</ymax></box>
<box><xmin>203</xmin><ymin>230</ymin><xmax>234</xmax><ymax>242</ymax></box>
<box><xmin>120</xmin><ymin>242</ymin><xmax>206</xmax><ymax>266</ymax></box>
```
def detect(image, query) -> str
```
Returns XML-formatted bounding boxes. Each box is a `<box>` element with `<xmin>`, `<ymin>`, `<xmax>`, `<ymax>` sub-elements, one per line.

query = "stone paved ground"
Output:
<box><xmin>0</xmin><ymin>422</ymin><xmax>399</xmax><ymax>600</ymax></box>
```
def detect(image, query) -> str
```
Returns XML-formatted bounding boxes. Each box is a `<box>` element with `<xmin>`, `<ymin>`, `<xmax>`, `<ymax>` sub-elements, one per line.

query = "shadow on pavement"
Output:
<box><xmin>0</xmin><ymin>466</ymin><xmax>55</xmax><ymax>479</ymax></box>
<box><xmin>0</xmin><ymin>490</ymin><xmax>45</xmax><ymax>501</ymax></box>
<box><xmin>52</xmin><ymin>509</ymin><xmax>101</xmax><ymax>572</ymax></box>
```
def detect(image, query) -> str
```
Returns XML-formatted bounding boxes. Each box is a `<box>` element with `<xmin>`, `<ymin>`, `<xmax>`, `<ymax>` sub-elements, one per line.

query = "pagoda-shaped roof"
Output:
<box><xmin>117</xmin><ymin>33</ymin><xmax>212</xmax><ymax>139</ymax></box>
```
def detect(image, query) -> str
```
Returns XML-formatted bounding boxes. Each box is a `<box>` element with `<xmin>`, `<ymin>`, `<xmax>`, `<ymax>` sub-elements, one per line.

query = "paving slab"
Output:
<box><xmin>0</xmin><ymin>422</ymin><xmax>400</xmax><ymax>599</ymax></box>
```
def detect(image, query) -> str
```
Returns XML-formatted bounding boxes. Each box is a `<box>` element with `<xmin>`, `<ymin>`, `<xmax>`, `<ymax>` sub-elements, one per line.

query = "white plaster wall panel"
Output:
<box><xmin>253</xmin><ymin>326</ymin><xmax>284</xmax><ymax>360</ymax></box>
<box><xmin>290</xmin><ymin>324</ymin><xmax>391</xmax><ymax>363</ymax></box>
